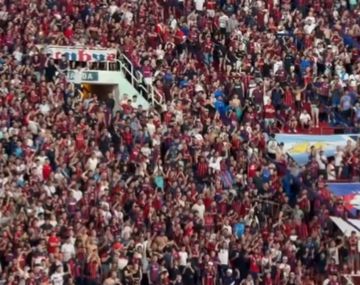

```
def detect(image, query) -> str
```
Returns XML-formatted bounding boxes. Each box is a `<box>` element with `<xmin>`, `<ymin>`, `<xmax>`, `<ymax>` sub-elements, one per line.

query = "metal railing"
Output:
<box><xmin>55</xmin><ymin>56</ymin><xmax>164</xmax><ymax>108</ymax></box>
<box><xmin>118</xmin><ymin>53</ymin><xmax>164</xmax><ymax>108</ymax></box>
<box><xmin>58</xmin><ymin>60</ymin><xmax>120</xmax><ymax>72</ymax></box>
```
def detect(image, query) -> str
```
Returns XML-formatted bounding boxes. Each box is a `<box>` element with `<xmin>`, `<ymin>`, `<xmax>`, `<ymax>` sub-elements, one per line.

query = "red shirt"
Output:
<box><xmin>64</xmin><ymin>27</ymin><xmax>74</xmax><ymax>39</ymax></box>
<box><xmin>349</xmin><ymin>236</ymin><xmax>358</xmax><ymax>252</ymax></box>
<box><xmin>76</xmin><ymin>133</ymin><xmax>85</xmax><ymax>150</ymax></box>
<box><xmin>249</xmin><ymin>255</ymin><xmax>261</xmax><ymax>273</ymax></box>
<box><xmin>204</xmin><ymin>266</ymin><xmax>216</xmax><ymax>285</ymax></box>
<box><xmin>47</xmin><ymin>235</ymin><xmax>59</xmax><ymax>254</ymax></box>
<box><xmin>264</xmin><ymin>104</ymin><xmax>276</xmax><ymax>119</ymax></box>
<box><xmin>203</xmin><ymin>39</ymin><xmax>213</xmax><ymax>53</ymax></box>
<box><xmin>248</xmin><ymin>163</ymin><xmax>257</xmax><ymax>178</ymax></box>
<box><xmin>174</xmin><ymin>29</ymin><xmax>186</xmax><ymax>45</ymax></box>
<box><xmin>296</xmin><ymin>223</ymin><xmax>309</xmax><ymax>240</ymax></box>
<box><xmin>142</xmin><ymin>65</ymin><xmax>153</xmax><ymax>78</ymax></box>
<box><xmin>42</xmin><ymin>164</ymin><xmax>52</xmax><ymax>180</ymax></box>
<box><xmin>196</xmin><ymin>161</ymin><xmax>208</xmax><ymax>178</ymax></box>
<box><xmin>122</xmin><ymin>131</ymin><xmax>133</xmax><ymax>146</ymax></box>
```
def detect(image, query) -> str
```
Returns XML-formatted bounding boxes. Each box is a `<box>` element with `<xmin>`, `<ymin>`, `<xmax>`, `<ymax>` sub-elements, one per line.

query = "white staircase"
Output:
<box><xmin>64</xmin><ymin>54</ymin><xmax>164</xmax><ymax>111</ymax></box>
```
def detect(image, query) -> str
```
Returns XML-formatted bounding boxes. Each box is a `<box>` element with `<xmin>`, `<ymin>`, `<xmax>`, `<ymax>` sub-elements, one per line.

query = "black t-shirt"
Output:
<box><xmin>182</xmin><ymin>267</ymin><xmax>196</xmax><ymax>285</ymax></box>
<box><xmin>263</xmin><ymin>63</ymin><xmax>272</xmax><ymax>77</ymax></box>
<box><xmin>45</xmin><ymin>64</ymin><xmax>57</xmax><ymax>82</ymax></box>
<box><xmin>234</xmin><ymin>251</ymin><xmax>249</xmax><ymax>280</ymax></box>
<box><xmin>222</xmin><ymin>275</ymin><xmax>236</xmax><ymax>285</ymax></box>
<box><xmin>169</xmin><ymin>266</ymin><xmax>180</xmax><ymax>281</ymax></box>
<box><xmin>234</xmin><ymin>50</ymin><xmax>243</xmax><ymax>60</ymax></box>
<box><xmin>106</xmin><ymin>98</ymin><xmax>115</xmax><ymax>111</ymax></box>
<box><xmin>214</xmin><ymin>42</ymin><xmax>226</xmax><ymax>58</ymax></box>
<box><xmin>227</xmin><ymin>51</ymin><xmax>237</xmax><ymax>63</ymax></box>
<box><xmin>284</xmin><ymin>53</ymin><xmax>294</xmax><ymax>72</ymax></box>
<box><xmin>40</xmin><ymin>223</ymin><xmax>53</xmax><ymax>231</ymax></box>
<box><xmin>58</xmin><ymin>60</ymin><xmax>69</xmax><ymax>71</ymax></box>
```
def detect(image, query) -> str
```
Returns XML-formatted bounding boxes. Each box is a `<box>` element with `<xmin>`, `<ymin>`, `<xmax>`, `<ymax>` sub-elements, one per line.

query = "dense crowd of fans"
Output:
<box><xmin>0</xmin><ymin>0</ymin><xmax>360</xmax><ymax>285</ymax></box>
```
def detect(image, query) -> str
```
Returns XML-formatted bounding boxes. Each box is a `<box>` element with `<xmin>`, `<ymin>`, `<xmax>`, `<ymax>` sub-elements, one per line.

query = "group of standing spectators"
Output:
<box><xmin>0</xmin><ymin>0</ymin><xmax>360</xmax><ymax>285</ymax></box>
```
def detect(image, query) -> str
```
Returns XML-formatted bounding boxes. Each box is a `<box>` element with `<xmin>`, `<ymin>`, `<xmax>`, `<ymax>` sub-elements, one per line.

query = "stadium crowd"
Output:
<box><xmin>0</xmin><ymin>0</ymin><xmax>360</xmax><ymax>285</ymax></box>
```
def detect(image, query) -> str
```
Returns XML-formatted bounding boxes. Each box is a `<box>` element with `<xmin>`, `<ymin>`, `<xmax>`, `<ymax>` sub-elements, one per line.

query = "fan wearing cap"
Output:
<box><xmin>221</xmin><ymin>268</ymin><xmax>240</xmax><ymax>285</ymax></box>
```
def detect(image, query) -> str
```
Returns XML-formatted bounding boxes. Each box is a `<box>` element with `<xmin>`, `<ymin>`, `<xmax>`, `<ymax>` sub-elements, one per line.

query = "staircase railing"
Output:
<box><xmin>118</xmin><ymin>53</ymin><xmax>164</xmax><ymax>108</ymax></box>
<box><xmin>55</xmin><ymin>54</ymin><xmax>164</xmax><ymax>108</ymax></box>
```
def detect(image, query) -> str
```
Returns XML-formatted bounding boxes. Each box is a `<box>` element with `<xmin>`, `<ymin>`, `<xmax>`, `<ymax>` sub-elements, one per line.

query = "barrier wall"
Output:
<box><xmin>67</xmin><ymin>70</ymin><xmax>150</xmax><ymax>110</ymax></box>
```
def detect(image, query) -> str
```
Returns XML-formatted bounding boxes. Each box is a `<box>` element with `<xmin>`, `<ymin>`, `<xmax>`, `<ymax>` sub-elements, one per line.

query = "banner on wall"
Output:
<box><xmin>67</xmin><ymin>71</ymin><xmax>99</xmax><ymax>82</ymax></box>
<box><xmin>43</xmin><ymin>46</ymin><xmax>117</xmax><ymax>62</ymax></box>
<box><xmin>275</xmin><ymin>134</ymin><xmax>360</xmax><ymax>165</ymax></box>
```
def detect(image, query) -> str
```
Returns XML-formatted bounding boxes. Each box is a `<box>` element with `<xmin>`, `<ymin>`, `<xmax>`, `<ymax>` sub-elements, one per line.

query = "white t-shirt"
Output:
<box><xmin>328</xmin><ymin>247</ymin><xmax>339</xmax><ymax>264</ymax></box>
<box><xmin>194</xmin><ymin>0</ymin><xmax>205</xmax><ymax>11</ymax></box>
<box><xmin>334</xmin><ymin>150</ymin><xmax>343</xmax><ymax>167</ymax></box>
<box><xmin>61</xmin><ymin>243</ymin><xmax>75</xmax><ymax>262</ymax></box>
<box><xmin>316</xmin><ymin>153</ymin><xmax>327</xmax><ymax>170</ymax></box>
<box><xmin>299</xmin><ymin>112</ymin><xmax>311</xmax><ymax>123</ymax></box>
<box><xmin>13</xmin><ymin>51</ymin><xmax>23</xmax><ymax>62</ymax></box>
<box><xmin>109</xmin><ymin>4</ymin><xmax>119</xmax><ymax>16</ymax></box>
<box><xmin>50</xmin><ymin>272</ymin><xmax>64</xmax><ymax>285</ymax></box>
<box><xmin>304</xmin><ymin>23</ymin><xmax>316</xmax><ymax>34</ymax></box>
<box><xmin>72</xmin><ymin>69</ymin><xmax>83</xmax><ymax>85</ymax></box>
<box><xmin>87</xmin><ymin>157</ymin><xmax>99</xmax><ymax>171</ymax></box>
<box><xmin>304</xmin><ymin>16</ymin><xmax>316</xmax><ymax>34</ymax></box>
<box><xmin>223</xmin><ymin>225</ymin><xmax>232</xmax><ymax>234</ymax></box>
<box><xmin>327</xmin><ymin>164</ymin><xmax>336</xmax><ymax>181</ymax></box>
<box><xmin>192</xmin><ymin>203</ymin><xmax>205</xmax><ymax>220</ymax></box>
<box><xmin>169</xmin><ymin>18</ymin><xmax>177</xmax><ymax>31</ymax></box>
<box><xmin>273</xmin><ymin>60</ymin><xmax>283</xmax><ymax>74</ymax></box>
<box><xmin>43</xmin><ymin>184</ymin><xmax>56</xmax><ymax>197</ymax></box>
<box><xmin>39</xmin><ymin>103</ymin><xmax>51</xmax><ymax>115</ymax></box>
<box><xmin>178</xmin><ymin>251</ymin><xmax>188</xmax><ymax>266</ymax></box>
<box><xmin>219</xmin><ymin>15</ymin><xmax>229</xmax><ymax>28</ymax></box>
<box><xmin>72</xmin><ymin>189</ymin><xmax>83</xmax><ymax>202</ymax></box>
<box><xmin>209</xmin><ymin>156</ymin><xmax>222</xmax><ymax>171</ymax></box>
<box><xmin>267</xmin><ymin>139</ymin><xmax>278</xmax><ymax>155</ymax></box>
<box><xmin>146</xmin><ymin>123</ymin><xmax>156</xmax><ymax>137</ymax></box>
<box><xmin>121</xmin><ymin>226</ymin><xmax>133</xmax><ymax>240</ymax></box>
<box><xmin>218</xmin><ymin>249</ymin><xmax>229</xmax><ymax>265</ymax></box>
<box><xmin>118</xmin><ymin>257</ymin><xmax>128</xmax><ymax>270</ymax></box>
<box><xmin>123</xmin><ymin>11</ymin><xmax>133</xmax><ymax>25</ymax></box>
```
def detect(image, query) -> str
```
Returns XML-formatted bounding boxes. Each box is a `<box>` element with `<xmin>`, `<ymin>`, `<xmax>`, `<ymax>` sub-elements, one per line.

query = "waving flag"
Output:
<box><xmin>328</xmin><ymin>183</ymin><xmax>360</xmax><ymax>213</ymax></box>
<box><xmin>275</xmin><ymin>134</ymin><xmax>359</xmax><ymax>165</ymax></box>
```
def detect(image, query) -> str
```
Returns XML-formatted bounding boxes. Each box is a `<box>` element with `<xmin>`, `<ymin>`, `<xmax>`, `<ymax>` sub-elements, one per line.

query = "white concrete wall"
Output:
<box><xmin>68</xmin><ymin>70</ymin><xmax>150</xmax><ymax>110</ymax></box>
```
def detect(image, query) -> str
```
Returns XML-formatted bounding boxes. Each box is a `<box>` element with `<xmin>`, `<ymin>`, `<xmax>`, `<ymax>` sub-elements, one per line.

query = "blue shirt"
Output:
<box><xmin>214</xmin><ymin>99</ymin><xmax>228</xmax><ymax>116</ymax></box>
<box><xmin>234</xmin><ymin>223</ymin><xmax>245</xmax><ymax>238</ymax></box>
<box><xmin>300</xmin><ymin>59</ymin><xmax>311</xmax><ymax>74</ymax></box>
<box><xmin>14</xmin><ymin>147</ymin><xmax>23</xmax><ymax>158</ymax></box>
<box><xmin>271</xmin><ymin>88</ymin><xmax>283</xmax><ymax>105</ymax></box>
<box><xmin>181</xmin><ymin>26</ymin><xmax>190</xmax><ymax>37</ymax></box>
<box><xmin>343</xmin><ymin>34</ymin><xmax>354</xmax><ymax>48</ymax></box>
<box><xmin>214</xmin><ymin>89</ymin><xmax>224</xmax><ymax>98</ymax></box>
<box><xmin>164</xmin><ymin>72</ymin><xmax>173</xmax><ymax>83</ymax></box>
<box><xmin>179</xmin><ymin>79</ymin><xmax>188</xmax><ymax>88</ymax></box>
<box><xmin>341</xmin><ymin>95</ymin><xmax>352</xmax><ymax>110</ymax></box>
<box><xmin>262</xmin><ymin>168</ymin><xmax>271</xmax><ymax>183</ymax></box>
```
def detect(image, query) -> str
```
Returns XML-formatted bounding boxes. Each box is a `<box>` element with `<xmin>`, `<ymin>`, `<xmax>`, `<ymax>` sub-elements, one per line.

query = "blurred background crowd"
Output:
<box><xmin>0</xmin><ymin>0</ymin><xmax>360</xmax><ymax>285</ymax></box>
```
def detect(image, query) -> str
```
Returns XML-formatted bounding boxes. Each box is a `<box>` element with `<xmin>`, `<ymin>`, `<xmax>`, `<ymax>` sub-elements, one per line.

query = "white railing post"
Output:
<box><xmin>151</xmin><ymin>85</ymin><xmax>155</xmax><ymax>105</ymax></box>
<box><xmin>118</xmin><ymin>51</ymin><xmax>165</xmax><ymax>108</ymax></box>
<box><xmin>131</xmin><ymin>64</ymin><xmax>134</xmax><ymax>86</ymax></box>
